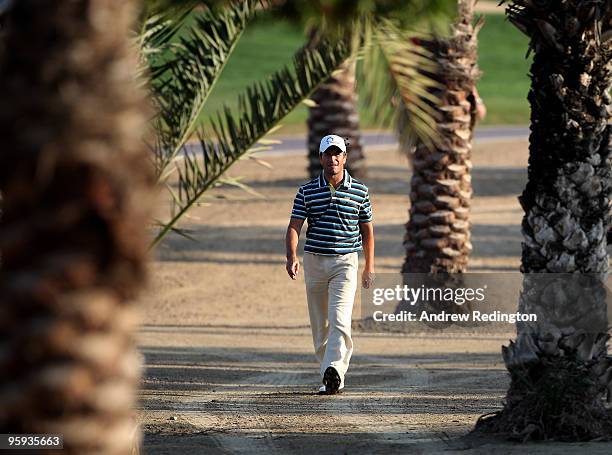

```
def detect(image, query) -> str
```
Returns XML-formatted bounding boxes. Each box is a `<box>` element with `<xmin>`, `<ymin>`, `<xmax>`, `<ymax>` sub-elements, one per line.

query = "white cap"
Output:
<box><xmin>319</xmin><ymin>134</ymin><xmax>347</xmax><ymax>154</ymax></box>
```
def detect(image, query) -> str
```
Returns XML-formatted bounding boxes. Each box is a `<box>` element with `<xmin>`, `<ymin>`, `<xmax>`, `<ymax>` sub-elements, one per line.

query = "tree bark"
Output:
<box><xmin>475</xmin><ymin>0</ymin><xmax>612</xmax><ymax>441</ymax></box>
<box><xmin>402</xmin><ymin>0</ymin><xmax>480</xmax><ymax>274</ymax></box>
<box><xmin>0</xmin><ymin>0</ymin><xmax>154</xmax><ymax>452</ymax></box>
<box><xmin>307</xmin><ymin>53</ymin><xmax>366</xmax><ymax>179</ymax></box>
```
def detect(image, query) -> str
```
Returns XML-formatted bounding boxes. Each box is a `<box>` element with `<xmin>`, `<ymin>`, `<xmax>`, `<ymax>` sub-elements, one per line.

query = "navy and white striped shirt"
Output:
<box><xmin>290</xmin><ymin>170</ymin><xmax>373</xmax><ymax>255</ymax></box>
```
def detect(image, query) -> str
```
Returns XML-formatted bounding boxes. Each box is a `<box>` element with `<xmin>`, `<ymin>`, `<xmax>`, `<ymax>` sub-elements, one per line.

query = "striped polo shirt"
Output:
<box><xmin>290</xmin><ymin>170</ymin><xmax>373</xmax><ymax>255</ymax></box>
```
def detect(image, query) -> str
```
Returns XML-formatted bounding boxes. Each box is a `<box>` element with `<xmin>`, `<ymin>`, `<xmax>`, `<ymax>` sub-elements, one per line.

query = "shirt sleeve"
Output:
<box><xmin>358</xmin><ymin>190</ymin><xmax>373</xmax><ymax>223</ymax></box>
<box><xmin>290</xmin><ymin>187</ymin><xmax>307</xmax><ymax>220</ymax></box>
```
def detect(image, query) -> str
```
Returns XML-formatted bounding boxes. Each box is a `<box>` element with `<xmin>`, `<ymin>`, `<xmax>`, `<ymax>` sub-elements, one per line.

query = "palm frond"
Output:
<box><xmin>139</xmin><ymin>10</ymin><xmax>190</xmax><ymax>56</ymax></box>
<box><xmin>150</xmin><ymin>38</ymin><xmax>351</xmax><ymax>247</ymax></box>
<box><xmin>152</xmin><ymin>219</ymin><xmax>200</xmax><ymax>242</ymax></box>
<box><xmin>360</xmin><ymin>18</ymin><xmax>443</xmax><ymax>152</ymax></box>
<box><xmin>501</xmin><ymin>0</ymin><xmax>611</xmax><ymax>48</ymax></box>
<box><xmin>271</xmin><ymin>0</ymin><xmax>455</xmax><ymax>37</ymax></box>
<box><xmin>142</xmin><ymin>1</ymin><xmax>258</xmax><ymax>177</ymax></box>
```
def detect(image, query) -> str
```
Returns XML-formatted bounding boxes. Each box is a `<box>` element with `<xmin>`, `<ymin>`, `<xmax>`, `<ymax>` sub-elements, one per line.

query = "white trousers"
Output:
<box><xmin>303</xmin><ymin>252</ymin><xmax>358</xmax><ymax>385</ymax></box>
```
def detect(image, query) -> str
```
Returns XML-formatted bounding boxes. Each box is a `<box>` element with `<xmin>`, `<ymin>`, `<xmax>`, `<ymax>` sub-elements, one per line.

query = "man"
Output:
<box><xmin>285</xmin><ymin>134</ymin><xmax>375</xmax><ymax>395</ymax></box>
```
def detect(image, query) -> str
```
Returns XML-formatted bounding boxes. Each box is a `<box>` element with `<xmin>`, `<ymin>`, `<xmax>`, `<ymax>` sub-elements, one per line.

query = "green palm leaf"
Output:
<box><xmin>142</xmin><ymin>1</ymin><xmax>257</xmax><ymax>176</ymax></box>
<box><xmin>501</xmin><ymin>0</ymin><xmax>611</xmax><ymax>46</ymax></box>
<box><xmin>361</xmin><ymin>18</ymin><xmax>443</xmax><ymax>152</ymax></box>
<box><xmin>151</xmin><ymin>38</ymin><xmax>351</xmax><ymax>247</ymax></box>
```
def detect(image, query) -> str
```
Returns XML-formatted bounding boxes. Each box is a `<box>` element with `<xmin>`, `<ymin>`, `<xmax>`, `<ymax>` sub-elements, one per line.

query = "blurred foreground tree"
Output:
<box><xmin>475</xmin><ymin>0</ymin><xmax>612</xmax><ymax>441</ymax></box>
<box><xmin>0</xmin><ymin>0</ymin><xmax>154</xmax><ymax>453</ymax></box>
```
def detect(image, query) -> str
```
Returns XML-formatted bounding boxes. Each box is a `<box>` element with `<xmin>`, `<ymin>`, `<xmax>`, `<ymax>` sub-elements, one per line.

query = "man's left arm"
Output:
<box><xmin>359</xmin><ymin>221</ymin><xmax>375</xmax><ymax>289</ymax></box>
<box><xmin>358</xmin><ymin>188</ymin><xmax>374</xmax><ymax>288</ymax></box>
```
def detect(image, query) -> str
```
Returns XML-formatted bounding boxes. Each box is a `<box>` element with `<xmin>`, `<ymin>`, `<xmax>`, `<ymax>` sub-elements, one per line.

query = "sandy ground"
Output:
<box><xmin>137</xmin><ymin>139</ymin><xmax>612</xmax><ymax>453</ymax></box>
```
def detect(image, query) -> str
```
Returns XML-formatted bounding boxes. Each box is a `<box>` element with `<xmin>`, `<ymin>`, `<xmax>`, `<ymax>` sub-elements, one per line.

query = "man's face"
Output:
<box><xmin>319</xmin><ymin>146</ymin><xmax>347</xmax><ymax>176</ymax></box>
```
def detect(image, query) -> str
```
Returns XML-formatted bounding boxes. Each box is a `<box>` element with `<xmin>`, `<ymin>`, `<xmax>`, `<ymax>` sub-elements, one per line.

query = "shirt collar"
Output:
<box><xmin>318</xmin><ymin>170</ymin><xmax>352</xmax><ymax>190</ymax></box>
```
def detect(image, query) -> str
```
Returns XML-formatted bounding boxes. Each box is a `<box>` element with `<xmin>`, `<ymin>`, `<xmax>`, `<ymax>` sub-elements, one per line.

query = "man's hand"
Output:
<box><xmin>359</xmin><ymin>222</ymin><xmax>375</xmax><ymax>289</ymax></box>
<box><xmin>285</xmin><ymin>218</ymin><xmax>304</xmax><ymax>280</ymax></box>
<box><xmin>287</xmin><ymin>256</ymin><xmax>300</xmax><ymax>280</ymax></box>
<box><xmin>362</xmin><ymin>269</ymin><xmax>375</xmax><ymax>289</ymax></box>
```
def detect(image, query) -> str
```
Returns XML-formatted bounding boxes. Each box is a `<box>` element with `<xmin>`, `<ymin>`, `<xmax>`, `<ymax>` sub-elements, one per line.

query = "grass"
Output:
<box><xmin>476</xmin><ymin>14</ymin><xmax>532</xmax><ymax>125</ymax></box>
<box><xmin>199</xmin><ymin>16</ymin><xmax>309</xmax><ymax>132</ymax></box>
<box><xmin>200</xmin><ymin>13</ymin><xmax>532</xmax><ymax>134</ymax></box>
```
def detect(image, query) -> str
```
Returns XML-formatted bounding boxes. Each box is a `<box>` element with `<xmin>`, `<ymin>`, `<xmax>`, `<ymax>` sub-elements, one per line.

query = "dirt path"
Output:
<box><xmin>139</xmin><ymin>326</ymin><xmax>510</xmax><ymax>454</ymax></box>
<box><xmin>137</xmin><ymin>139</ymin><xmax>612</xmax><ymax>453</ymax></box>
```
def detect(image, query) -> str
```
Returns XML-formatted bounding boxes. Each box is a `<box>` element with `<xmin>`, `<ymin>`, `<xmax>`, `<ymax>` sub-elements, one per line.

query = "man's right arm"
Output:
<box><xmin>286</xmin><ymin>217</ymin><xmax>304</xmax><ymax>280</ymax></box>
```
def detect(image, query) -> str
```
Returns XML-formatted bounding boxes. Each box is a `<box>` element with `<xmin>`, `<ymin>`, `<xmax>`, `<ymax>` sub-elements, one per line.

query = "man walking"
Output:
<box><xmin>285</xmin><ymin>134</ymin><xmax>375</xmax><ymax>395</ymax></box>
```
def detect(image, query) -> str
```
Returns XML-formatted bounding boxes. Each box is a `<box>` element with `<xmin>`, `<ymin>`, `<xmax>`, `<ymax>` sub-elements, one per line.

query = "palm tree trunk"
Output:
<box><xmin>402</xmin><ymin>0</ymin><xmax>480</xmax><ymax>274</ymax></box>
<box><xmin>0</xmin><ymin>0</ymin><xmax>153</xmax><ymax>452</ymax></box>
<box><xmin>475</xmin><ymin>0</ymin><xmax>612</xmax><ymax>440</ymax></box>
<box><xmin>306</xmin><ymin>30</ymin><xmax>366</xmax><ymax>179</ymax></box>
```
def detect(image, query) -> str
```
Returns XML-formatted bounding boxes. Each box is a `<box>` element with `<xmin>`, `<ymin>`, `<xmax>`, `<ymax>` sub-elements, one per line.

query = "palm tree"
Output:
<box><xmin>0</xmin><ymin>0</ymin><xmax>153</xmax><ymax>452</ymax></box>
<box><xmin>475</xmin><ymin>0</ymin><xmax>612</xmax><ymax>440</ymax></box>
<box><xmin>303</xmin><ymin>1</ymin><xmax>458</xmax><ymax>181</ymax></box>
<box><xmin>306</xmin><ymin>57</ymin><xmax>366</xmax><ymax>178</ymax></box>
<box><xmin>401</xmin><ymin>0</ymin><xmax>482</xmax><ymax>274</ymax></box>
<box><xmin>306</xmin><ymin>28</ymin><xmax>366</xmax><ymax>178</ymax></box>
